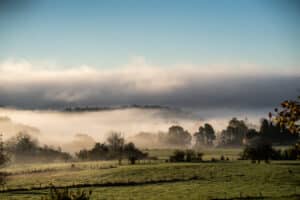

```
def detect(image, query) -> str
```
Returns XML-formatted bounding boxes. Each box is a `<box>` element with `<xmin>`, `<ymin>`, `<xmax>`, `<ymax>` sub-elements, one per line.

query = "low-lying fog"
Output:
<box><xmin>0</xmin><ymin>107</ymin><xmax>266</xmax><ymax>152</ymax></box>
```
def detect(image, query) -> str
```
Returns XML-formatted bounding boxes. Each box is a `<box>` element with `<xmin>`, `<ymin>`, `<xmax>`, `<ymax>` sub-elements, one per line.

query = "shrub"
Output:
<box><xmin>220</xmin><ymin>155</ymin><xmax>225</xmax><ymax>161</ymax></box>
<box><xmin>240</xmin><ymin>137</ymin><xmax>275</xmax><ymax>163</ymax></box>
<box><xmin>169</xmin><ymin>150</ymin><xmax>203</xmax><ymax>162</ymax></box>
<box><xmin>42</xmin><ymin>186</ymin><xmax>92</xmax><ymax>200</ymax></box>
<box><xmin>185</xmin><ymin>150</ymin><xmax>196</xmax><ymax>162</ymax></box>
<box><xmin>281</xmin><ymin>142</ymin><xmax>300</xmax><ymax>160</ymax></box>
<box><xmin>170</xmin><ymin>150</ymin><xmax>185</xmax><ymax>162</ymax></box>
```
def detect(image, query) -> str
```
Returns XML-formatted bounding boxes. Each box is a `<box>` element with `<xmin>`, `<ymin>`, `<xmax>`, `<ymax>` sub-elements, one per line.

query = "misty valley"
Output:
<box><xmin>0</xmin><ymin>101</ymin><xmax>299</xmax><ymax>200</ymax></box>
<box><xmin>1</xmin><ymin>0</ymin><xmax>300</xmax><ymax>199</ymax></box>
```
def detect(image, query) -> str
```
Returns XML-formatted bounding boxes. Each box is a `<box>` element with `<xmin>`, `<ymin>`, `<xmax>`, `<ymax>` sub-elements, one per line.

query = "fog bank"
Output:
<box><xmin>0</xmin><ymin>107</ymin><xmax>266</xmax><ymax>152</ymax></box>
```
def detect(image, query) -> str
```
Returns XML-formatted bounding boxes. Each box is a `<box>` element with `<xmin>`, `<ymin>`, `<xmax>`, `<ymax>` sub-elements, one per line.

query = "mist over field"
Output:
<box><xmin>0</xmin><ymin>106</ymin><xmax>265</xmax><ymax>152</ymax></box>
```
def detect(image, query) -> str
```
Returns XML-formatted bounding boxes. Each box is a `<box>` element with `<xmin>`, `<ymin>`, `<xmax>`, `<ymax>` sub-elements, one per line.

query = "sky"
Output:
<box><xmin>0</xmin><ymin>0</ymin><xmax>299</xmax><ymax>110</ymax></box>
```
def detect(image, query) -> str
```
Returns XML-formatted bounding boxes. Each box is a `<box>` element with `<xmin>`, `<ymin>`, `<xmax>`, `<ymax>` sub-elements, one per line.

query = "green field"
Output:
<box><xmin>0</xmin><ymin>148</ymin><xmax>300</xmax><ymax>200</ymax></box>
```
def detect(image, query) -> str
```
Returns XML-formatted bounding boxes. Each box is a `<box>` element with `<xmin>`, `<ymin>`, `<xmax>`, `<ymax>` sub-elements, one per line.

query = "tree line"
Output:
<box><xmin>3</xmin><ymin>132</ymin><xmax>71</xmax><ymax>163</ymax></box>
<box><xmin>76</xmin><ymin>132</ymin><xmax>147</xmax><ymax>164</ymax></box>
<box><xmin>153</xmin><ymin>117</ymin><xmax>298</xmax><ymax>148</ymax></box>
<box><xmin>0</xmin><ymin>116</ymin><xmax>298</xmax><ymax>164</ymax></box>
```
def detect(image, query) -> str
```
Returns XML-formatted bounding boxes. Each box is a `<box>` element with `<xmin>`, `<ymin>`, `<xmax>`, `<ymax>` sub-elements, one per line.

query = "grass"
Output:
<box><xmin>0</xmin><ymin>149</ymin><xmax>300</xmax><ymax>199</ymax></box>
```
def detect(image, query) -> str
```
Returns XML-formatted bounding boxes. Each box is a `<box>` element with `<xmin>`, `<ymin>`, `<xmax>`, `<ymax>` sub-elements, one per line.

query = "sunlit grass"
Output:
<box><xmin>1</xmin><ymin>148</ymin><xmax>300</xmax><ymax>199</ymax></box>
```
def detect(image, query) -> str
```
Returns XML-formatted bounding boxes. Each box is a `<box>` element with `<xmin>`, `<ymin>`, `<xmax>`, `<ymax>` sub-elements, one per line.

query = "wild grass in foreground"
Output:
<box><xmin>0</xmin><ymin>160</ymin><xmax>299</xmax><ymax>200</ymax></box>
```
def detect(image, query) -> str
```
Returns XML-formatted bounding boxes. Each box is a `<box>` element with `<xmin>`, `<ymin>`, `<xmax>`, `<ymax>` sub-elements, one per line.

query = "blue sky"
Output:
<box><xmin>0</xmin><ymin>0</ymin><xmax>299</xmax><ymax>68</ymax></box>
<box><xmin>0</xmin><ymin>0</ymin><xmax>299</xmax><ymax>109</ymax></box>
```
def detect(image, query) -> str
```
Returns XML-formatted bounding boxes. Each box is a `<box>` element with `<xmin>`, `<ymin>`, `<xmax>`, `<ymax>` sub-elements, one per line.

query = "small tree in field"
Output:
<box><xmin>170</xmin><ymin>150</ymin><xmax>185</xmax><ymax>162</ymax></box>
<box><xmin>123</xmin><ymin>142</ymin><xmax>147</xmax><ymax>164</ymax></box>
<box><xmin>240</xmin><ymin>137</ymin><xmax>275</xmax><ymax>163</ymax></box>
<box><xmin>0</xmin><ymin>133</ymin><xmax>8</xmax><ymax>185</ymax></box>
<box><xmin>107</xmin><ymin>132</ymin><xmax>125</xmax><ymax>165</ymax></box>
<box><xmin>194</xmin><ymin>123</ymin><xmax>216</xmax><ymax>146</ymax></box>
<box><xmin>270</xmin><ymin>96</ymin><xmax>300</xmax><ymax>159</ymax></box>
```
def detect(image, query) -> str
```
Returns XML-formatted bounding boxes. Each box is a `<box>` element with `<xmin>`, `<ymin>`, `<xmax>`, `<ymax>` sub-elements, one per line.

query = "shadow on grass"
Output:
<box><xmin>210</xmin><ymin>193</ymin><xmax>300</xmax><ymax>200</ymax></box>
<box><xmin>273</xmin><ymin>162</ymin><xmax>300</xmax><ymax>166</ymax></box>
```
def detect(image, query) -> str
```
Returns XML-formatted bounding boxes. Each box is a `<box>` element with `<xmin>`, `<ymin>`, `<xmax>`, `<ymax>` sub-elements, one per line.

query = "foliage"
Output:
<box><xmin>271</xmin><ymin>96</ymin><xmax>300</xmax><ymax>134</ymax></box>
<box><xmin>280</xmin><ymin>142</ymin><xmax>300</xmax><ymax>160</ymax></box>
<box><xmin>76</xmin><ymin>134</ymin><xmax>147</xmax><ymax>164</ymax></box>
<box><xmin>0</xmin><ymin>133</ymin><xmax>6</xmax><ymax>166</ymax></box>
<box><xmin>169</xmin><ymin>150</ymin><xmax>185</xmax><ymax>162</ymax></box>
<box><xmin>41</xmin><ymin>186</ymin><xmax>92</xmax><ymax>200</ymax></box>
<box><xmin>243</xmin><ymin>119</ymin><xmax>298</xmax><ymax>145</ymax></box>
<box><xmin>107</xmin><ymin>132</ymin><xmax>125</xmax><ymax>164</ymax></box>
<box><xmin>0</xmin><ymin>133</ymin><xmax>7</xmax><ymax>185</ymax></box>
<box><xmin>261</xmin><ymin>118</ymin><xmax>297</xmax><ymax>144</ymax></box>
<box><xmin>165</xmin><ymin>126</ymin><xmax>192</xmax><ymax>147</ymax></box>
<box><xmin>5</xmin><ymin>132</ymin><xmax>72</xmax><ymax>163</ymax></box>
<box><xmin>76</xmin><ymin>143</ymin><xmax>109</xmax><ymax>161</ymax></box>
<box><xmin>169</xmin><ymin>149</ymin><xmax>203</xmax><ymax>162</ymax></box>
<box><xmin>123</xmin><ymin>142</ymin><xmax>147</xmax><ymax>164</ymax></box>
<box><xmin>194</xmin><ymin>123</ymin><xmax>216</xmax><ymax>146</ymax></box>
<box><xmin>219</xmin><ymin>118</ymin><xmax>248</xmax><ymax>146</ymax></box>
<box><xmin>240</xmin><ymin>137</ymin><xmax>276</xmax><ymax>163</ymax></box>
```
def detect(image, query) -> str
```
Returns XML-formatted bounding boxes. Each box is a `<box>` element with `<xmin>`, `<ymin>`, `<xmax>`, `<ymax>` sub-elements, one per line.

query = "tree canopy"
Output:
<box><xmin>271</xmin><ymin>96</ymin><xmax>300</xmax><ymax>134</ymax></box>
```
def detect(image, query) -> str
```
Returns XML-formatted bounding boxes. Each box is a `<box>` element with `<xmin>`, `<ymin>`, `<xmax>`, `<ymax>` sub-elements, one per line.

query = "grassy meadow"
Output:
<box><xmin>0</xmin><ymin>148</ymin><xmax>300</xmax><ymax>200</ymax></box>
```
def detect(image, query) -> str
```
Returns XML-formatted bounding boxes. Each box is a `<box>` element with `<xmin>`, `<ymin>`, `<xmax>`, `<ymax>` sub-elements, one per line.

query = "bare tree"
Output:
<box><xmin>107</xmin><ymin>132</ymin><xmax>125</xmax><ymax>165</ymax></box>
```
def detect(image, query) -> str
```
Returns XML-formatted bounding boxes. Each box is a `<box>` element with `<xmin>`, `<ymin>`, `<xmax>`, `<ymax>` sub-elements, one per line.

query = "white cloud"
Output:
<box><xmin>0</xmin><ymin>57</ymin><xmax>299</xmax><ymax>108</ymax></box>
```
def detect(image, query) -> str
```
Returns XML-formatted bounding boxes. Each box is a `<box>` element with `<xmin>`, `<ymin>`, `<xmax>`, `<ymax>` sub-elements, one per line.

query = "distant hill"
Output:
<box><xmin>64</xmin><ymin>104</ymin><xmax>173</xmax><ymax>112</ymax></box>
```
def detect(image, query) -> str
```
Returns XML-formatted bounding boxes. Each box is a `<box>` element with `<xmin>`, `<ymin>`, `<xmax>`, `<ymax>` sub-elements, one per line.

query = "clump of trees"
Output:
<box><xmin>240</xmin><ymin>96</ymin><xmax>300</xmax><ymax>163</ymax></box>
<box><xmin>240</xmin><ymin>137</ymin><xmax>300</xmax><ymax>162</ymax></box>
<box><xmin>240</xmin><ymin>137</ymin><xmax>275</xmax><ymax>163</ymax></box>
<box><xmin>5</xmin><ymin>132</ymin><xmax>71</xmax><ymax>163</ymax></box>
<box><xmin>219</xmin><ymin>118</ymin><xmax>248</xmax><ymax>147</ymax></box>
<box><xmin>279</xmin><ymin>143</ymin><xmax>300</xmax><ymax>160</ymax></box>
<box><xmin>0</xmin><ymin>133</ymin><xmax>8</xmax><ymax>185</ymax></box>
<box><xmin>161</xmin><ymin>126</ymin><xmax>192</xmax><ymax>148</ymax></box>
<box><xmin>124</xmin><ymin>142</ymin><xmax>146</xmax><ymax>164</ymax></box>
<box><xmin>169</xmin><ymin>150</ymin><xmax>203</xmax><ymax>162</ymax></box>
<box><xmin>76</xmin><ymin>132</ymin><xmax>147</xmax><ymax>165</ymax></box>
<box><xmin>194</xmin><ymin>123</ymin><xmax>216</xmax><ymax>147</ymax></box>
<box><xmin>218</xmin><ymin>117</ymin><xmax>298</xmax><ymax>147</ymax></box>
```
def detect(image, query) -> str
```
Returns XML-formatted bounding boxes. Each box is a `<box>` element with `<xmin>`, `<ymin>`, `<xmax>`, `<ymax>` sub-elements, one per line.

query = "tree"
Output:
<box><xmin>6</xmin><ymin>132</ymin><xmax>39</xmax><ymax>162</ymax></box>
<box><xmin>107</xmin><ymin>132</ymin><xmax>125</xmax><ymax>165</ymax></box>
<box><xmin>90</xmin><ymin>143</ymin><xmax>109</xmax><ymax>160</ymax></box>
<box><xmin>0</xmin><ymin>133</ymin><xmax>6</xmax><ymax>166</ymax></box>
<box><xmin>167</xmin><ymin>125</ymin><xmax>191</xmax><ymax>147</ymax></box>
<box><xmin>204</xmin><ymin>123</ymin><xmax>216</xmax><ymax>145</ymax></box>
<box><xmin>0</xmin><ymin>133</ymin><xmax>7</xmax><ymax>185</ymax></box>
<box><xmin>219</xmin><ymin>118</ymin><xmax>248</xmax><ymax>146</ymax></box>
<box><xmin>271</xmin><ymin>96</ymin><xmax>300</xmax><ymax>134</ymax></box>
<box><xmin>76</xmin><ymin>149</ymin><xmax>89</xmax><ymax>160</ymax></box>
<box><xmin>194</xmin><ymin>127</ymin><xmax>205</xmax><ymax>146</ymax></box>
<box><xmin>240</xmin><ymin>137</ymin><xmax>275</xmax><ymax>163</ymax></box>
<box><xmin>169</xmin><ymin>150</ymin><xmax>185</xmax><ymax>162</ymax></box>
<box><xmin>243</xmin><ymin>129</ymin><xmax>259</xmax><ymax>145</ymax></box>
<box><xmin>123</xmin><ymin>142</ymin><xmax>147</xmax><ymax>164</ymax></box>
<box><xmin>258</xmin><ymin>118</ymin><xmax>297</xmax><ymax>145</ymax></box>
<box><xmin>194</xmin><ymin>123</ymin><xmax>216</xmax><ymax>146</ymax></box>
<box><xmin>6</xmin><ymin>132</ymin><xmax>71</xmax><ymax>163</ymax></box>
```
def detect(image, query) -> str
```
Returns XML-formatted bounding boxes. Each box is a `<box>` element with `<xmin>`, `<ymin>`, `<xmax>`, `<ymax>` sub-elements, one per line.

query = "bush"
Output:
<box><xmin>169</xmin><ymin>150</ymin><xmax>203</xmax><ymax>162</ymax></box>
<box><xmin>240</xmin><ymin>137</ymin><xmax>275</xmax><ymax>163</ymax></box>
<box><xmin>281</xmin><ymin>142</ymin><xmax>300</xmax><ymax>160</ymax></box>
<box><xmin>41</xmin><ymin>186</ymin><xmax>92</xmax><ymax>200</ymax></box>
<box><xmin>170</xmin><ymin>150</ymin><xmax>185</xmax><ymax>162</ymax></box>
<box><xmin>220</xmin><ymin>155</ymin><xmax>225</xmax><ymax>160</ymax></box>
